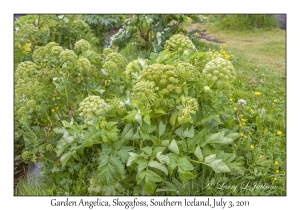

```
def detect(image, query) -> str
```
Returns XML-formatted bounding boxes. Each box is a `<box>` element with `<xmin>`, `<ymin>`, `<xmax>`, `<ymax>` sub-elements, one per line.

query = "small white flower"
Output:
<box><xmin>238</xmin><ymin>99</ymin><xmax>247</xmax><ymax>105</ymax></box>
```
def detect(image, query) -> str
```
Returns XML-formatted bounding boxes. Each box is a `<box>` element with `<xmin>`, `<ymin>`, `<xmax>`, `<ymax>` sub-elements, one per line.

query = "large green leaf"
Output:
<box><xmin>116</xmin><ymin>146</ymin><xmax>134</xmax><ymax>163</ymax></box>
<box><xmin>177</xmin><ymin>156</ymin><xmax>194</xmax><ymax>171</ymax></box>
<box><xmin>156</xmin><ymin>152</ymin><xmax>170</xmax><ymax>165</ymax></box>
<box><xmin>159</xmin><ymin>121</ymin><xmax>166</xmax><ymax>137</ymax></box>
<box><xmin>168</xmin><ymin>139</ymin><xmax>179</xmax><ymax>155</ymax></box>
<box><xmin>60</xmin><ymin>151</ymin><xmax>72</xmax><ymax>167</ymax></box>
<box><xmin>141</xmin><ymin>146</ymin><xmax>152</xmax><ymax>155</ymax></box>
<box><xmin>126</xmin><ymin>152</ymin><xmax>139</xmax><ymax>166</ymax></box>
<box><xmin>144</xmin><ymin>170</ymin><xmax>163</xmax><ymax>193</ymax></box>
<box><xmin>194</xmin><ymin>146</ymin><xmax>204</xmax><ymax>161</ymax></box>
<box><xmin>169</xmin><ymin>110</ymin><xmax>178</xmax><ymax>126</ymax></box>
<box><xmin>206</xmin><ymin>159</ymin><xmax>230</xmax><ymax>173</ymax></box>
<box><xmin>149</xmin><ymin>161</ymin><xmax>168</xmax><ymax>175</ymax></box>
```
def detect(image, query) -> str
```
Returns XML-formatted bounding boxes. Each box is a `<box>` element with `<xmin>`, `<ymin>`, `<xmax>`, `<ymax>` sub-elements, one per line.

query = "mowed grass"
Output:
<box><xmin>186</xmin><ymin>22</ymin><xmax>286</xmax><ymax>75</ymax></box>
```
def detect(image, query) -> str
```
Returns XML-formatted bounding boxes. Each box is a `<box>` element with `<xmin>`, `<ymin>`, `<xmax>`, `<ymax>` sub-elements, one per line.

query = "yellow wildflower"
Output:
<box><xmin>276</xmin><ymin>170</ymin><xmax>279</xmax><ymax>173</ymax></box>
<box><xmin>275</xmin><ymin>161</ymin><xmax>279</xmax><ymax>165</ymax></box>
<box><xmin>234</xmin><ymin>144</ymin><xmax>236</xmax><ymax>147</ymax></box>
<box><xmin>259</xmin><ymin>155</ymin><xmax>263</xmax><ymax>158</ymax></box>
<box><xmin>273</xmin><ymin>99</ymin><xmax>278</xmax><ymax>103</ymax></box>
<box><xmin>234</xmin><ymin>107</ymin><xmax>237</xmax><ymax>111</ymax></box>
<box><xmin>51</xmin><ymin>109</ymin><xmax>55</xmax><ymax>112</ymax></box>
<box><xmin>255</xmin><ymin>92</ymin><xmax>261</xmax><ymax>96</ymax></box>
<box><xmin>277</xmin><ymin>131</ymin><xmax>282</xmax><ymax>135</ymax></box>
<box><xmin>229</xmin><ymin>98</ymin><xmax>233</xmax><ymax>102</ymax></box>
<box><xmin>250</xmin><ymin>109</ymin><xmax>254</xmax><ymax>113</ymax></box>
<box><xmin>273</xmin><ymin>178</ymin><xmax>278</xmax><ymax>181</ymax></box>
<box><xmin>250</xmin><ymin>145</ymin><xmax>254</xmax><ymax>149</ymax></box>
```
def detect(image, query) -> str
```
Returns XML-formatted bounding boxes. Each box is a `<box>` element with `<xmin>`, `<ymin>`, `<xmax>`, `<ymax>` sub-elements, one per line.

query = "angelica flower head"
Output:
<box><xmin>74</xmin><ymin>39</ymin><xmax>91</xmax><ymax>53</ymax></box>
<box><xmin>174</xmin><ymin>62</ymin><xmax>200</xmax><ymax>81</ymax></box>
<box><xmin>15</xmin><ymin>61</ymin><xmax>38</xmax><ymax>80</ymax></box>
<box><xmin>131</xmin><ymin>81</ymin><xmax>158</xmax><ymax>107</ymax></box>
<box><xmin>59</xmin><ymin>49</ymin><xmax>77</xmax><ymax>63</ymax></box>
<box><xmin>177</xmin><ymin>96</ymin><xmax>199</xmax><ymax>124</ymax></box>
<box><xmin>103</xmin><ymin>48</ymin><xmax>114</xmax><ymax>56</ymax></box>
<box><xmin>78</xmin><ymin>95</ymin><xmax>110</xmax><ymax>123</ymax></box>
<box><xmin>202</xmin><ymin>57</ymin><xmax>237</xmax><ymax>90</ymax></box>
<box><xmin>105</xmin><ymin>52</ymin><xmax>128</xmax><ymax>72</ymax></box>
<box><xmin>164</xmin><ymin>34</ymin><xmax>196</xmax><ymax>53</ymax></box>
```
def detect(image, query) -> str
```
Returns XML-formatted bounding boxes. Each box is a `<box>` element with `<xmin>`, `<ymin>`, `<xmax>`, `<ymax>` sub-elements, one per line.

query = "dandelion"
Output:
<box><xmin>250</xmin><ymin>145</ymin><xmax>254</xmax><ymax>149</ymax></box>
<box><xmin>275</xmin><ymin>161</ymin><xmax>279</xmax><ymax>165</ymax></box>
<box><xmin>273</xmin><ymin>99</ymin><xmax>278</xmax><ymax>103</ymax></box>
<box><xmin>229</xmin><ymin>98</ymin><xmax>233</xmax><ymax>102</ymax></box>
<box><xmin>276</xmin><ymin>170</ymin><xmax>279</xmax><ymax>173</ymax></box>
<box><xmin>277</xmin><ymin>131</ymin><xmax>282</xmax><ymax>135</ymax></box>
<box><xmin>259</xmin><ymin>155</ymin><xmax>263</xmax><ymax>158</ymax></box>
<box><xmin>255</xmin><ymin>92</ymin><xmax>261</xmax><ymax>96</ymax></box>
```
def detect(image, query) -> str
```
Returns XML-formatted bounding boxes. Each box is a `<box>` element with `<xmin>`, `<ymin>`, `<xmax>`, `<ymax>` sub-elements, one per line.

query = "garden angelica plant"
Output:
<box><xmin>15</xmin><ymin>33</ymin><xmax>243</xmax><ymax>195</ymax></box>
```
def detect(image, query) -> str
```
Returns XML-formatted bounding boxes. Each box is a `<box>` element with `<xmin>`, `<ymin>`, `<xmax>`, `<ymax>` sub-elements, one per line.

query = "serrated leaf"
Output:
<box><xmin>183</xmin><ymin>127</ymin><xmax>194</xmax><ymax>138</ymax></box>
<box><xmin>122</xmin><ymin>128</ymin><xmax>133</xmax><ymax>141</ymax></box>
<box><xmin>210</xmin><ymin>137</ymin><xmax>233</xmax><ymax>144</ymax></box>
<box><xmin>60</xmin><ymin>151</ymin><xmax>72</xmax><ymax>167</ymax></box>
<box><xmin>63</xmin><ymin>135</ymin><xmax>74</xmax><ymax>143</ymax></box>
<box><xmin>141</xmin><ymin>146</ymin><xmax>152</xmax><ymax>155</ymax></box>
<box><xmin>116</xmin><ymin>146</ymin><xmax>134</xmax><ymax>163</ymax></box>
<box><xmin>83</xmin><ymin>138</ymin><xmax>93</xmax><ymax>147</ymax></box>
<box><xmin>159</xmin><ymin>121</ymin><xmax>166</xmax><ymax>137</ymax></box>
<box><xmin>168</xmin><ymin>139</ymin><xmax>179</xmax><ymax>155</ymax></box>
<box><xmin>178</xmin><ymin>167</ymin><xmax>197</xmax><ymax>181</ymax></box>
<box><xmin>175</xmin><ymin>127</ymin><xmax>183</xmax><ymax>138</ymax></box>
<box><xmin>206</xmin><ymin>159</ymin><xmax>230</xmax><ymax>173</ymax></box>
<box><xmin>149</xmin><ymin>161</ymin><xmax>168</xmax><ymax>175</ymax></box>
<box><xmin>194</xmin><ymin>146</ymin><xmax>203</xmax><ymax>161</ymax></box>
<box><xmin>201</xmin><ymin>115</ymin><xmax>223</xmax><ymax>126</ymax></box>
<box><xmin>226</xmin><ymin>133</ymin><xmax>239</xmax><ymax>140</ymax></box>
<box><xmin>156</xmin><ymin>152</ymin><xmax>170</xmax><ymax>165</ymax></box>
<box><xmin>126</xmin><ymin>152</ymin><xmax>139</xmax><ymax>166</ymax></box>
<box><xmin>53</xmin><ymin>127</ymin><xmax>67</xmax><ymax>134</ymax></box>
<box><xmin>137</xmin><ymin>159</ymin><xmax>148</xmax><ymax>173</ymax></box>
<box><xmin>177</xmin><ymin>156</ymin><xmax>194</xmax><ymax>171</ymax></box>
<box><xmin>144</xmin><ymin>114</ymin><xmax>151</xmax><ymax>125</ymax></box>
<box><xmin>169</xmin><ymin>110</ymin><xmax>178</xmax><ymax>126</ymax></box>
<box><xmin>205</xmin><ymin>154</ymin><xmax>216</xmax><ymax>163</ymax></box>
<box><xmin>161</xmin><ymin>140</ymin><xmax>169</xmax><ymax>146</ymax></box>
<box><xmin>110</xmin><ymin>156</ymin><xmax>125</xmax><ymax>176</ymax></box>
<box><xmin>62</xmin><ymin>120</ymin><xmax>71</xmax><ymax>128</ymax></box>
<box><xmin>56</xmin><ymin>140</ymin><xmax>69</xmax><ymax>157</ymax></box>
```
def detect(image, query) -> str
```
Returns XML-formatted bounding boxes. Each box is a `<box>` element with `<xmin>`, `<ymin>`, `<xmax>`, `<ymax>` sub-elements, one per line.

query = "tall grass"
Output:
<box><xmin>214</xmin><ymin>14</ymin><xmax>279</xmax><ymax>30</ymax></box>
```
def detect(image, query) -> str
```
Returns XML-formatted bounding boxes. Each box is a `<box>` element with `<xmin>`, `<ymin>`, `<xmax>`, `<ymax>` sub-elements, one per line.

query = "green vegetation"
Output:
<box><xmin>14</xmin><ymin>14</ymin><xmax>285</xmax><ymax>196</ymax></box>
